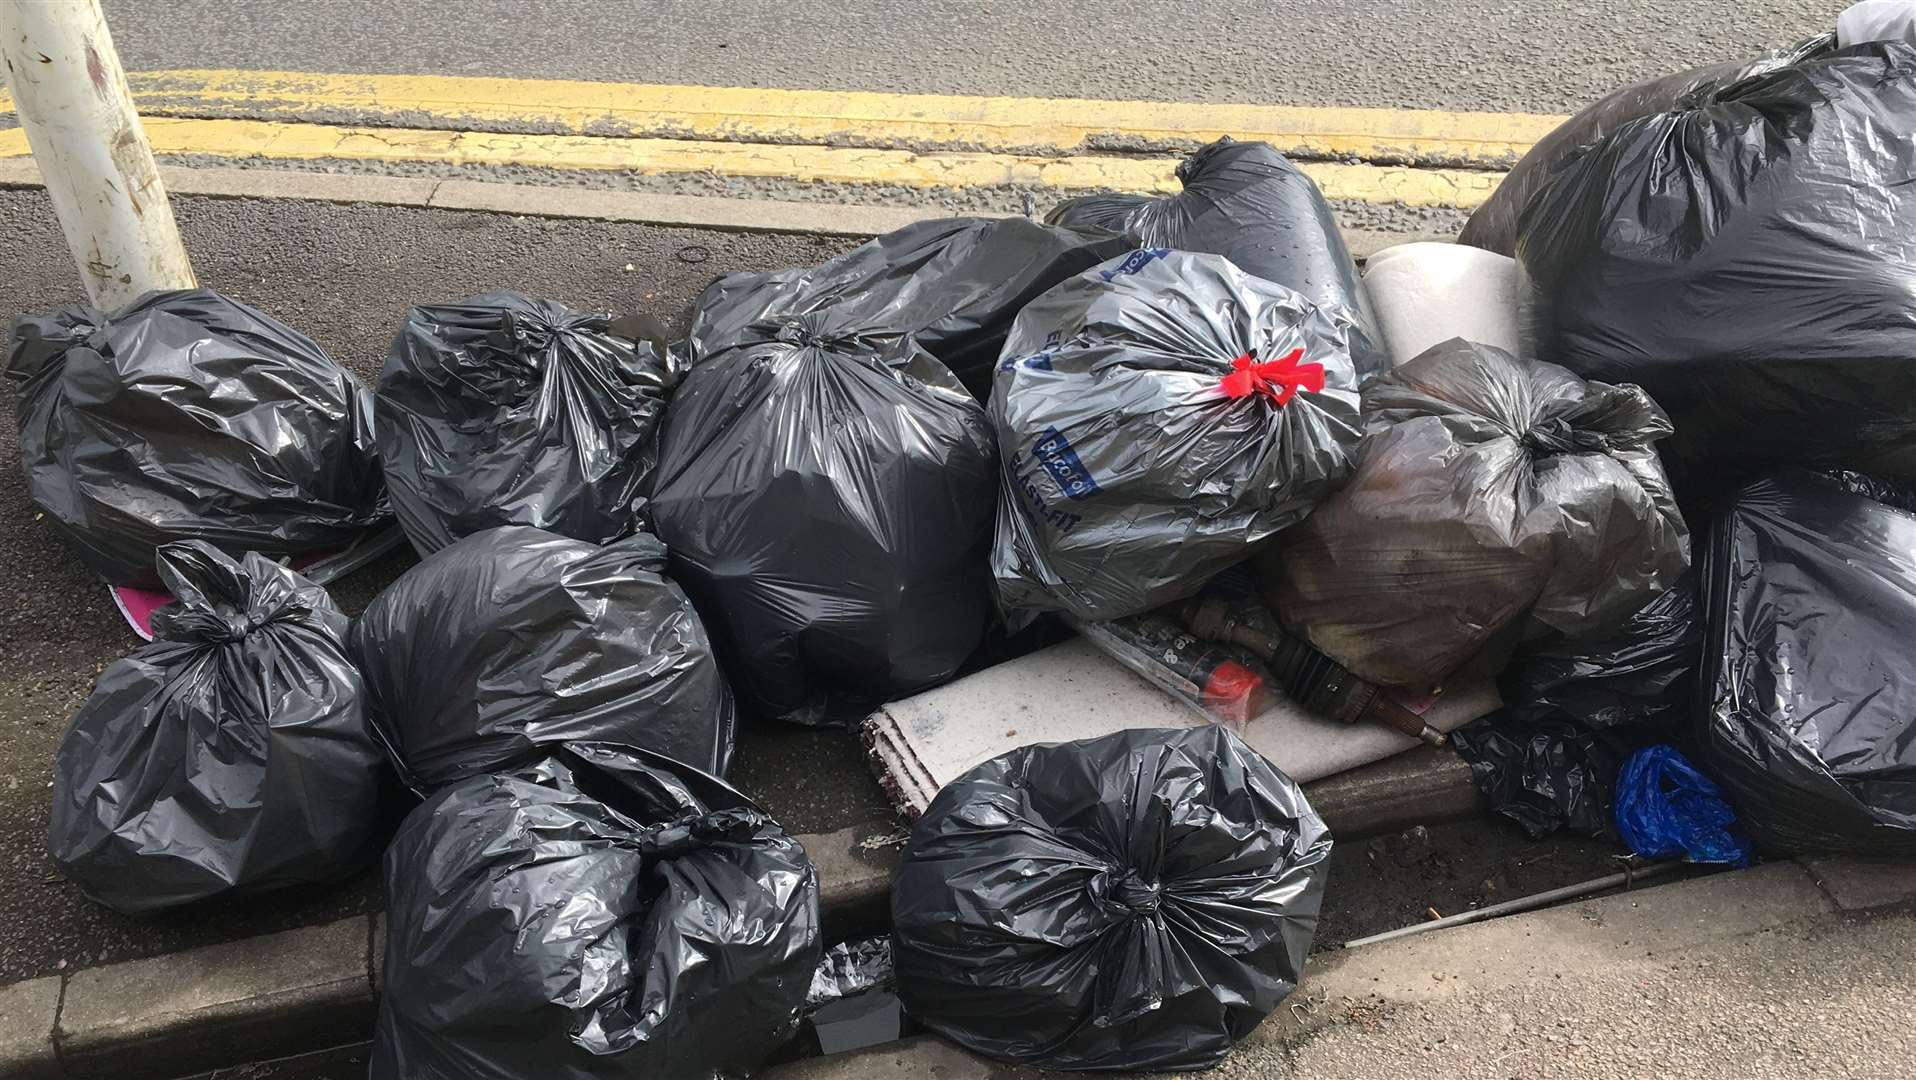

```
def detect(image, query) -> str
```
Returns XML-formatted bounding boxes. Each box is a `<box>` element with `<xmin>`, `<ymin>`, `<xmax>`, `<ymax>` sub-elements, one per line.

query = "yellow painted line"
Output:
<box><xmin>0</xmin><ymin>117</ymin><xmax>1504</xmax><ymax>208</ymax></box>
<box><xmin>5</xmin><ymin>68</ymin><xmax>1565</xmax><ymax>168</ymax></box>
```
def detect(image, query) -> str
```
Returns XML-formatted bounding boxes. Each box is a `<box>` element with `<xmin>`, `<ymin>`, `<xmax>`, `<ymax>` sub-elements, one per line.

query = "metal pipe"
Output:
<box><xmin>1341</xmin><ymin>859</ymin><xmax>1691</xmax><ymax>949</ymax></box>
<box><xmin>0</xmin><ymin>0</ymin><xmax>195</xmax><ymax>308</ymax></box>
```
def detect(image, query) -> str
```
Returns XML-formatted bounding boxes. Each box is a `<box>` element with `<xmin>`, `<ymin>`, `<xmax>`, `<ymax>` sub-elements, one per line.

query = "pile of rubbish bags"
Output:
<box><xmin>18</xmin><ymin>9</ymin><xmax>1916</xmax><ymax>1068</ymax></box>
<box><xmin>1439</xmin><ymin>25</ymin><xmax>1916</xmax><ymax>855</ymax></box>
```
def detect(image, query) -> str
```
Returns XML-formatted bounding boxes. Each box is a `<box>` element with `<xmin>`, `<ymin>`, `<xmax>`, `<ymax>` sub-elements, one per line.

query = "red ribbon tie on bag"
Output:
<box><xmin>1219</xmin><ymin>347</ymin><xmax>1325</xmax><ymax>405</ymax></box>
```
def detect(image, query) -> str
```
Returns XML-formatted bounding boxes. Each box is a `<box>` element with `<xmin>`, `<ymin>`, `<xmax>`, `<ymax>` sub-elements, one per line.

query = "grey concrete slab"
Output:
<box><xmin>1801</xmin><ymin>857</ymin><xmax>1916</xmax><ymax>912</ymax></box>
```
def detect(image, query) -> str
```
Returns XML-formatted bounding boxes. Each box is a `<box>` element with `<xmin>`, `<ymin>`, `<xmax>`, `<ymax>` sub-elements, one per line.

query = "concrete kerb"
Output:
<box><xmin>0</xmin><ymin>159</ymin><xmax>1446</xmax><ymax>255</ymax></box>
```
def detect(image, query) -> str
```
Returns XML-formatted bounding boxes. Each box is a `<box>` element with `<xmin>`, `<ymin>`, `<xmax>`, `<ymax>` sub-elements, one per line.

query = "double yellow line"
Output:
<box><xmin>0</xmin><ymin>70</ymin><xmax>1564</xmax><ymax>208</ymax></box>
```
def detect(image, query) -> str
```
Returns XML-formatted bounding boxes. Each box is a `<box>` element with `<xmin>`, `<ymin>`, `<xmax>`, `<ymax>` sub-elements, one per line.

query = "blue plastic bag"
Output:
<box><xmin>1614</xmin><ymin>745</ymin><xmax>1751</xmax><ymax>866</ymax></box>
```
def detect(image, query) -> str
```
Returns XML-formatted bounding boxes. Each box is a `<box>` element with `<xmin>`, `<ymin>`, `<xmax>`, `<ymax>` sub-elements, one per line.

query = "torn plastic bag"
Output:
<box><xmin>1449</xmin><ymin>712</ymin><xmax>1628</xmax><ymax>839</ymax></box>
<box><xmin>1047</xmin><ymin>138</ymin><xmax>1387</xmax><ymax>380</ymax></box>
<box><xmin>375</xmin><ymin>291</ymin><xmax>671</xmax><ymax>554</ymax></box>
<box><xmin>350</xmin><ymin>526</ymin><xmax>735</xmax><ymax>791</ymax></box>
<box><xmin>48</xmin><ymin>542</ymin><xmax>386</xmax><ymax>914</ymax></box>
<box><xmin>1614</xmin><ymin>745</ymin><xmax>1751</xmax><ymax>865</ymax></box>
<box><xmin>372</xmin><ymin>742</ymin><xmax>820</xmax><ymax>1080</ymax></box>
<box><xmin>991</xmin><ymin>249</ymin><xmax>1364</xmax><ymax>623</ymax></box>
<box><xmin>7</xmin><ymin>289</ymin><xmax>387</xmax><ymax>587</ymax></box>
<box><xmin>1517</xmin><ymin>44</ymin><xmax>1916</xmax><ymax>496</ymax></box>
<box><xmin>1698</xmin><ymin>470</ymin><xmax>1916</xmax><ymax>856</ymax></box>
<box><xmin>1458</xmin><ymin>34</ymin><xmax>1833</xmax><ymax>255</ymax></box>
<box><xmin>806</xmin><ymin>938</ymin><xmax>895</xmax><ymax>1011</ymax></box>
<box><xmin>1263</xmin><ymin>338</ymin><xmax>1689</xmax><ymax>691</ymax></box>
<box><xmin>1497</xmin><ymin>575</ymin><xmax>1701</xmax><ymax>732</ymax></box>
<box><xmin>684</xmin><ymin>215</ymin><xmax>1129</xmax><ymax>400</ymax></box>
<box><xmin>651</xmin><ymin>313</ymin><xmax>997</xmax><ymax>727</ymax></box>
<box><xmin>804</xmin><ymin>938</ymin><xmax>901</xmax><ymax>1055</ymax></box>
<box><xmin>892</xmin><ymin>725</ymin><xmax>1331</xmax><ymax>1072</ymax></box>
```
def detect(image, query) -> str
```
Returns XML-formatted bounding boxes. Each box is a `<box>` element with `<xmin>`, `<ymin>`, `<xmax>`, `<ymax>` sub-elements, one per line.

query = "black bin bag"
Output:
<box><xmin>350</xmin><ymin>526</ymin><xmax>736</xmax><ymax>790</ymax></box>
<box><xmin>48</xmin><ymin>541</ymin><xmax>386</xmax><ymax>914</ymax></box>
<box><xmin>372</xmin><ymin>742</ymin><xmax>821</xmax><ymax>1080</ymax></box>
<box><xmin>1047</xmin><ymin>137</ymin><xmax>1386</xmax><ymax>380</ymax></box>
<box><xmin>686</xmin><ymin>215</ymin><xmax>1129</xmax><ymax>400</ymax></box>
<box><xmin>1459</xmin><ymin>34</ymin><xmax>1832</xmax><ymax>255</ymax></box>
<box><xmin>1452</xmin><ymin>576</ymin><xmax>1703</xmax><ymax>839</ymax></box>
<box><xmin>991</xmin><ymin>248</ymin><xmax>1364</xmax><ymax>623</ymax></box>
<box><xmin>1698</xmin><ymin>470</ymin><xmax>1916</xmax><ymax>857</ymax></box>
<box><xmin>1264</xmin><ymin>338</ymin><xmax>1690</xmax><ymax>691</ymax></box>
<box><xmin>1500</xmin><ymin>575</ymin><xmax>1702</xmax><ymax>733</ymax></box>
<box><xmin>1517</xmin><ymin>43</ymin><xmax>1916</xmax><ymax>497</ymax></box>
<box><xmin>7</xmin><ymin>289</ymin><xmax>386</xmax><ymax>587</ymax></box>
<box><xmin>376</xmin><ymin>291</ymin><xmax>671</xmax><ymax>554</ymax></box>
<box><xmin>892</xmin><ymin>725</ymin><xmax>1332</xmax><ymax>1072</ymax></box>
<box><xmin>651</xmin><ymin>313</ymin><xmax>997</xmax><ymax>727</ymax></box>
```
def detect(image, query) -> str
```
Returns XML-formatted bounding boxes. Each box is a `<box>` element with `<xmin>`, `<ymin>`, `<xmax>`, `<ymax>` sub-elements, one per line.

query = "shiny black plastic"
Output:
<box><xmin>1450</xmin><ymin>713</ymin><xmax>1628</xmax><ymax>839</ymax></box>
<box><xmin>48</xmin><ymin>542</ymin><xmax>386</xmax><ymax>913</ymax></box>
<box><xmin>805</xmin><ymin>938</ymin><xmax>894</xmax><ymax>1011</ymax></box>
<box><xmin>1460</xmin><ymin>34</ymin><xmax>1833</xmax><ymax>255</ymax></box>
<box><xmin>684</xmin><ymin>215</ymin><xmax>1128</xmax><ymax>400</ymax></box>
<box><xmin>992</xmin><ymin>249</ymin><xmax>1364</xmax><ymax>622</ymax></box>
<box><xmin>1454</xmin><ymin>579</ymin><xmax>1699</xmax><ymax>839</ymax></box>
<box><xmin>372</xmin><ymin>742</ymin><xmax>821</xmax><ymax>1080</ymax></box>
<box><xmin>1499</xmin><ymin>576</ymin><xmax>1701</xmax><ymax>732</ymax></box>
<box><xmin>1047</xmin><ymin>137</ymin><xmax>1386</xmax><ymax>379</ymax></box>
<box><xmin>7</xmin><ymin>289</ymin><xmax>387</xmax><ymax>586</ymax></box>
<box><xmin>375</xmin><ymin>291</ymin><xmax>671</xmax><ymax>554</ymax></box>
<box><xmin>1698</xmin><ymin>471</ymin><xmax>1916</xmax><ymax>856</ymax></box>
<box><xmin>892</xmin><ymin>726</ymin><xmax>1332</xmax><ymax>1072</ymax></box>
<box><xmin>1517</xmin><ymin>44</ymin><xmax>1916</xmax><ymax>496</ymax></box>
<box><xmin>350</xmin><ymin>526</ymin><xmax>735</xmax><ymax>791</ymax></box>
<box><xmin>651</xmin><ymin>314</ymin><xmax>997</xmax><ymax>727</ymax></box>
<box><xmin>1268</xmin><ymin>338</ymin><xmax>1689</xmax><ymax>690</ymax></box>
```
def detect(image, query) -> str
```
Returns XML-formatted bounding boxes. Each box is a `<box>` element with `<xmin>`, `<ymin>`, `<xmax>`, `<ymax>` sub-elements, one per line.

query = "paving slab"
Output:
<box><xmin>1800</xmin><ymin>856</ymin><xmax>1916</xmax><ymax>912</ymax></box>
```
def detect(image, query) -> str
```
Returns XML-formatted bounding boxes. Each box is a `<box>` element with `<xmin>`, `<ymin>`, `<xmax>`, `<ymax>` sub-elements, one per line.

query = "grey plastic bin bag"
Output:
<box><xmin>991</xmin><ymin>248</ymin><xmax>1363</xmax><ymax>623</ymax></box>
<box><xmin>49</xmin><ymin>541</ymin><xmax>387</xmax><ymax>913</ymax></box>
<box><xmin>8</xmin><ymin>289</ymin><xmax>387</xmax><ymax>586</ymax></box>
<box><xmin>376</xmin><ymin>291</ymin><xmax>672</xmax><ymax>554</ymax></box>
<box><xmin>373</xmin><ymin>742</ymin><xmax>821</xmax><ymax>1080</ymax></box>
<box><xmin>351</xmin><ymin>526</ymin><xmax>736</xmax><ymax>791</ymax></box>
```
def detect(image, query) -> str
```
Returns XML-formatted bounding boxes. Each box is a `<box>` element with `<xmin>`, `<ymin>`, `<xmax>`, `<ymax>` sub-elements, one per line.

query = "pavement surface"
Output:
<box><xmin>153</xmin><ymin>156</ymin><xmax>1479</xmax><ymax>235</ymax></box>
<box><xmin>98</xmin><ymin>0</ymin><xmax>1836</xmax><ymax>116</ymax></box>
<box><xmin>1245</xmin><ymin>901</ymin><xmax>1916</xmax><ymax>1080</ymax></box>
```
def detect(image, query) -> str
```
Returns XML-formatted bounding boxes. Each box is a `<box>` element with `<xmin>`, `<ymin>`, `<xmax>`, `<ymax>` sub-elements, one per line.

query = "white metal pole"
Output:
<box><xmin>0</xmin><ymin>0</ymin><xmax>194</xmax><ymax>309</ymax></box>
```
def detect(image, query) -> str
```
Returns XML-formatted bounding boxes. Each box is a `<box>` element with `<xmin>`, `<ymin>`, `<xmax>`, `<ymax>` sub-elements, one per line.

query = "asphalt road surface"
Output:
<box><xmin>100</xmin><ymin>0</ymin><xmax>1840</xmax><ymax>115</ymax></box>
